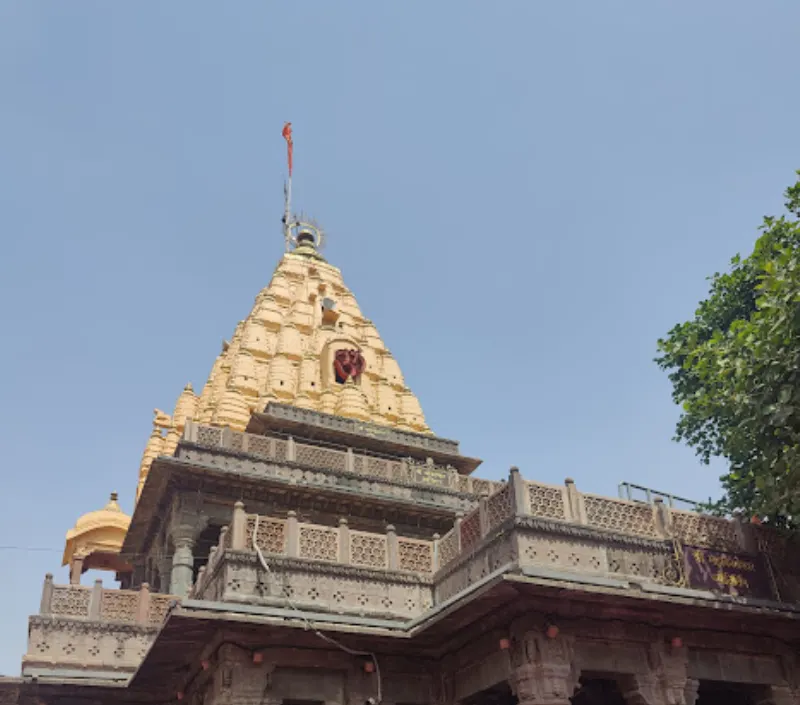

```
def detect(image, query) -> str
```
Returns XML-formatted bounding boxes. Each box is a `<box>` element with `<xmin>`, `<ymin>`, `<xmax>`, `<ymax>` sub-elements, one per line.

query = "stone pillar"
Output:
<box><xmin>619</xmin><ymin>644</ymin><xmax>695</xmax><ymax>705</ymax></box>
<box><xmin>653</xmin><ymin>497</ymin><xmax>672</xmax><ymax>538</ymax></box>
<box><xmin>40</xmin><ymin>574</ymin><xmax>54</xmax><ymax>615</ymax></box>
<box><xmin>286</xmin><ymin>511</ymin><xmax>299</xmax><ymax>557</ymax></box>
<box><xmin>510</xmin><ymin>466</ymin><xmax>528</xmax><ymax>516</ymax></box>
<box><xmin>89</xmin><ymin>579</ymin><xmax>103</xmax><ymax>619</ymax></box>
<box><xmin>564</xmin><ymin>478</ymin><xmax>582</xmax><ymax>523</ymax></box>
<box><xmin>386</xmin><ymin>524</ymin><xmax>399</xmax><ymax>570</ymax></box>
<box><xmin>478</xmin><ymin>498</ymin><xmax>490</xmax><ymax>537</ymax></box>
<box><xmin>170</xmin><ymin>536</ymin><xmax>196</xmax><ymax>598</ymax></box>
<box><xmin>157</xmin><ymin>557</ymin><xmax>172</xmax><ymax>594</ymax></box>
<box><xmin>508</xmin><ymin>628</ymin><xmax>578</xmax><ymax>705</ymax></box>
<box><xmin>338</xmin><ymin>518</ymin><xmax>351</xmax><ymax>563</ymax></box>
<box><xmin>168</xmin><ymin>503</ymin><xmax>208</xmax><ymax>597</ymax></box>
<box><xmin>137</xmin><ymin>582</ymin><xmax>151</xmax><ymax>624</ymax></box>
<box><xmin>69</xmin><ymin>554</ymin><xmax>85</xmax><ymax>585</ymax></box>
<box><xmin>231</xmin><ymin>501</ymin><xmax>247</xmax><ymax>550</ymax></box>
<box><xmin>286</xmin><ymin>436</ymin><xmax>296</xmax><ymax>462</ymax></box>
<box><xmin>453</xmin><ymin>513</ymin><xmax>464</xmax><ymax>554</ymax></box>
<box><xmin>207</xmin><ymin>645</ymin><xmax>277</xmax><ymax>705</ymax></box>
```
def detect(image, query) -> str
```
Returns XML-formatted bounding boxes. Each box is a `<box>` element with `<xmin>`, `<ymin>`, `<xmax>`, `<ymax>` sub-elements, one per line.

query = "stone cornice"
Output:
<box><xmin>179</xmin><ymin>443</ymin><xmax>479</xmax><ymax>501</ymax></box>
<box><xmin>30</xmin><ymin>616</ymin><xmax>159</xmax><ymax>636</ymax></box>
<box><xmin>260</xmin><ymin>403</ymin><xmax>461</xmax><ymax>454</ymax></box>
<box><xmin>223</xmin><ymin>550</ymin><xmax>434</xmax><ymax>585</ymax></box>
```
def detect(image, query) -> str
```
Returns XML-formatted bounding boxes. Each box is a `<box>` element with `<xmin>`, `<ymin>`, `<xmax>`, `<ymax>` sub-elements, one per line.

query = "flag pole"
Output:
<box><xmin>284</xmin><ymin>177</ymin><xmax>292</xmax><ymax>252</ymax></box>
<box><xmin>282</xmin><ymin>122</ymin><xmax>294</xmax><ymax>252</ymax></box>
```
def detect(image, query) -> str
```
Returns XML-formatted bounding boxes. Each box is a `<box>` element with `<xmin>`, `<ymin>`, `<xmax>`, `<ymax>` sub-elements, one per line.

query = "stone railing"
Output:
<box><xmin>182</xmin><ymin>421</ymin><xmax>502</xmax><ymax>498</ymax></box>
<box><xmin>191</xmin><ymin>502</ymin><xmax>435</xmax><ymax>619</ymax></box>
<box><xmin>24</xmin><ymin>578</ymin><xmax>179</xmax><ymax>679</ymax></box>
<box><xmin>197</xmin><ymin>504</ymin><xmax>436</xmax><ymax>579</ymax></box>
<box><xmin>191</xmin><ymin>473</ymin><xmax>799</xmax><ymax>621</ymax></box>
<box><xmin>39</xmin><ymin>576</ymin><xmax>177</xmax><ymax>626</ymax></box>
<box><xmin>433</xmin><ymin>468</ymin><xmax>800</xmax><ymax>605</ymax></box>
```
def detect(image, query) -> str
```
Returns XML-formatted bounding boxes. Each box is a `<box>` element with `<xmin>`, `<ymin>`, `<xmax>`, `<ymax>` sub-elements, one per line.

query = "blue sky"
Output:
<box><xmin>1</xmin><ymin>0</ymin><xmax>799</xmax><ymax>675</ymax></box>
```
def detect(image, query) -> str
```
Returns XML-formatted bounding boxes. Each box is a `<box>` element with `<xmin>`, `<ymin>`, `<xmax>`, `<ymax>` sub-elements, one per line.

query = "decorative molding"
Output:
<box><xmin>28</xmin><ymin>615</ymin><xmax>160</xmax><ymax>636</ymax></box>
<box><xmin>223</xmin><ymin>551</ymin><xmax>434</xmax><ymax>585</ymax></box>
<box><xmin>262</xmin><ymin>402</ymin><xmax>461</xmax><ymax>454</ymax></box>
<box><xmin>177</xmin><ymin>444</ymin><xmax>481</xmax><ymax>501</ymax></box>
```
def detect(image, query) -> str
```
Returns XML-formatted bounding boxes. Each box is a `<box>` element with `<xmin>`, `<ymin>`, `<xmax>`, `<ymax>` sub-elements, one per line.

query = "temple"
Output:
<box><xmin>2</xmin><ymin>159</ymin><xmax>800</xmax><ymax>705</ymax></box>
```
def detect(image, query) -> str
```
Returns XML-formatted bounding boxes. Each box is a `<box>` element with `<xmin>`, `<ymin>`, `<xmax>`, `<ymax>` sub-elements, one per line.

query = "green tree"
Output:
<box><xmin>656</xmin><ymin>172</ymin><xmax>800</xmax><ymax>527</ymax></box>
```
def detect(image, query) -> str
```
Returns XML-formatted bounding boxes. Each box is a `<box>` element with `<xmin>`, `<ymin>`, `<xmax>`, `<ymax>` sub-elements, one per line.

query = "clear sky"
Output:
<box><xmin>1</xmin><ymin>0</ymin><xmax>799</xmax><ymax>675</ymax></box>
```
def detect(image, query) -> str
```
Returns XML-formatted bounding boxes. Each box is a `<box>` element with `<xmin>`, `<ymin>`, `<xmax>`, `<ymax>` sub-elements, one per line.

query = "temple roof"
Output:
<box><xmin>62</xmin><ymin>492</ymin><xmax>131</xmax><ymax>568</ymax></box>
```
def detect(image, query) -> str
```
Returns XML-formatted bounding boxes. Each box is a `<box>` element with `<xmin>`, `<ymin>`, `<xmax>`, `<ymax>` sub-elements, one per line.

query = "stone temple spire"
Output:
<box><xmin>130</xmin><ymin>126</ymin><xmax>429</xmax><ymax>496</ymax></box>
<box><xmin>190</xmin><ymin>236</ymin><xmax>428</xmax><ymax>432</ymax></box>
<box><xmin>131</xmin><ymin>220</ymin><xmax>429</xmax><ymax>496</ymax></box>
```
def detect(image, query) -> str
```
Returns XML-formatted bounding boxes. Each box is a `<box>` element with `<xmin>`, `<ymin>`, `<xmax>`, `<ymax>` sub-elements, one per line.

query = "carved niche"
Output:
<box><xmin>334</xmin><ymin>349</ymin><xmax>366</xmax><ymax>383</ymax></box>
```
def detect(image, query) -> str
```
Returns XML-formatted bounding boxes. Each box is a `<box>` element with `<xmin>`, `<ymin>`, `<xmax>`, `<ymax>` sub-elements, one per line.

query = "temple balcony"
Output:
<box><xmin>23</xmin><ymin>579</ymin><xmax>177</xmax><ymax>682</ymax></box>
<box><xmin>189</xmin><ymin>469</ymin><xmax>800</xmax><ymax>622</ymax></box>
<box><xmin>191</xmin><ymin>506</ymin><xmax>434</xmax><ymax>620</ymax></box>
<box><xmin>24</xmin><ymin>470</ymin><xmax>800</xmax><ymax>684</ymax></box>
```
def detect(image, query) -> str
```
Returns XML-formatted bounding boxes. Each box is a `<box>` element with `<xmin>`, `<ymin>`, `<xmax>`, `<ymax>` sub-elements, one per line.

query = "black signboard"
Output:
<box><xmin>683</xmin><ymin>546</ymin><xmax>773</xmax><ymax>600</ymax></box>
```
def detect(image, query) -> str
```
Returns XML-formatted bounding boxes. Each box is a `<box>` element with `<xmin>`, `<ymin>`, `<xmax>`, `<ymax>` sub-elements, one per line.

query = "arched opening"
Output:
<box><xmin>696</xmin><ymin>680</ymin><xmax>758</xmax><ymax>705</ymax></box>
<box><xmin>192</xmin><ymin>524</ymin><xmax>223</xmax><ymax>583</ymax></box>
<box><xmin>571</xmin><ymin>676</ymin><xmax>626</xmax><ymax>705</ymax></box>
<box><xmin>461</xmin><ymin>683</ymin><xmax>517</xmax><ymax>705</ymax></box>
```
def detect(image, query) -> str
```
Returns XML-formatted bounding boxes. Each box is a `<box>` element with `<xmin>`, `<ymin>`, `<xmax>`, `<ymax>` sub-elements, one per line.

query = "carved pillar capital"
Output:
<box><xmin>619</xmin><ymin>674</ymin><xmax>663</xmax><ymax>705</ymax></box>
<box><xmin>756</xmin><ymin>685</ymin><xmax>799</xmax><ymax>705</ymax></box>
<box><xmin>508</xmin><ymin>630</ymin><xmax>578</xmax><ymax>705</ymax></box>
<box><xmin>170</xmin><ymin>516</ymin><xmax>208</xmax><ymax>545</ymax></box>
<box><xmin>683</xmin><ymin>678</ymin><xmax>699</xmax><ymax>705</ymax></box>
<box><xmin>620</xmin><ymin>645</ymin><xmax>695</xmax><ymax>705</ymax></box>
<box><xmin>210</xmin><ymin>646</ymin><xmax>275</xmax><ymax>705</ymax></box>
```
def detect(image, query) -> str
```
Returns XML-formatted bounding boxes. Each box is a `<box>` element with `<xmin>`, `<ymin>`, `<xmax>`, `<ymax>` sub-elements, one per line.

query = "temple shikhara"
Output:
<box><xmin>3</xmin><ymin>129</ymin><xmax>800</xmax><ymax>705</ymax></box>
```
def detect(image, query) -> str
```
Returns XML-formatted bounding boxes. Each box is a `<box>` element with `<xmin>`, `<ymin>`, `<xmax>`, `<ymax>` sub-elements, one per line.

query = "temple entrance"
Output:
<box><xmin>460</xmin><ymin>675</ymin><xmax>629</xmax><ymax>705</ymax></box>
<box><xmin>571</xmin><ymin>676</ymin><xmax>626</xmax><ymax>705</ymax></box>
<box><xmin>461</xmin><ymin>683</ymin><xmax>517</xmax><ymax>705</ymax></box>
<box><xmin>696</xmin><ymin>680</ymin><xmax>757</xmax><ymax>705</ymax></box>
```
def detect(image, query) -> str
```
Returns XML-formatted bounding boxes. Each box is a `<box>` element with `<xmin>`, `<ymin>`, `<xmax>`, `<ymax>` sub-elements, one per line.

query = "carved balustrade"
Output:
<box><xmin>191</xmin><ymin>503</ymin><xmax>435</xmax><ymax>619</ymax></box>
<box><xmin>434</xmin><ymin>469</ymin><xmax>800</xmax><ymax>605</ymax></box>
<box><xmin>182</xmin><ymin>421</ymin><xmax>502</xmax><ymax>498</ymax></box>
<box><xmin>190</xmin><ymin>467</ymin><xmax>800</xmax><ymax>616</ymax></box>
<box><xmin>39</xmin><ymin>576</ymin><xmax>177</xmax><ymax>626</ymax></box>
<box><xmin>24</xmin><ymin>577</ymin><xmax>178</xmax><ymax>678</ymax></box>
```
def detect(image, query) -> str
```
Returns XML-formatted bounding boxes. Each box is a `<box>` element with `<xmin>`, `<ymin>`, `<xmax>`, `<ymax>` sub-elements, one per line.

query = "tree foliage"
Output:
<box><xmin>656</xmin><ymin>172</ymin><xmax>800</xmax><ymax>527</ymax></box>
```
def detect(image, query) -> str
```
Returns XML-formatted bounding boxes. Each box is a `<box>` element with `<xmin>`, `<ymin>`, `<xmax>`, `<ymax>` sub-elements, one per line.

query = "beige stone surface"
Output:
<box><xmin>62</xmin><ymin>493</ymin><xmax>131</xmax><ymax>575</ymax></box>
<box><xmin>135</xmin><ymin>246</ymin><xmax>429</xmax><ymax>500</ymax></box>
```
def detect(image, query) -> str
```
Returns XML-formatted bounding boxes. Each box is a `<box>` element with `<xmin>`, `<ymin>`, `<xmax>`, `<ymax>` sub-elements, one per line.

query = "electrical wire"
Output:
<box><xmin>252</xmin><ymin>513</ymin><xmax>382</xmax><ymax>704</ymax></box>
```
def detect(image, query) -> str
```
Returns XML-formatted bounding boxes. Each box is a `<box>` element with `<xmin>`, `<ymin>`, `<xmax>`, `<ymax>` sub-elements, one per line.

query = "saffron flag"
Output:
<box><xmin>282</xmin><ymin>122</ymin><xmax>293</xmax><ymax>176</ymax></box>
